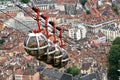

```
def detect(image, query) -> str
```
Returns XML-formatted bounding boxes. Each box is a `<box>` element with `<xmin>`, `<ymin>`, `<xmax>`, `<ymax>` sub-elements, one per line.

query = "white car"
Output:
<box><xmin>7</xmin><ymin>3</ymin><xmax>14</xmax><ymax>7</ymax></box>
<box><xmin>20</xmin><ymin>4</ymin><xmax>28</xmax><ymax>8</ymax></box>
<box><xmin>0</xmin><ymin>5</ymin><xmax>7</xmax><ymax>10</ymax></box>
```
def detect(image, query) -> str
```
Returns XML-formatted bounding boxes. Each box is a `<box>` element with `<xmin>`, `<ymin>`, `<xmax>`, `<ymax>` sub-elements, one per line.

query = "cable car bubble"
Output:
<box><xmin>24</xmin><ymin>32</ymin><xmax>48</xmax><ymax>57</ymax></box>
<box><xmin>46</xmin><ymin>40</ymin><xmax>56</xmax><ymax>64</ymax></box>
<box><xmin>52</xmin><ymin>46</ymin><xmax>63</xmax><ymax>68</ymax></box>
<box><xmin>61</xmin><ymin>49</ymin><xmax>69</xmax><ymax>67</ymax></box>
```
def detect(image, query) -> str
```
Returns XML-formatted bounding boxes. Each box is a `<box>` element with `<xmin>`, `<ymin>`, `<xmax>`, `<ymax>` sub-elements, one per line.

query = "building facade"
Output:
<box><xmin>69</xmin><ymin>24</ymin><xmax>87</xmax><ymax>40</ymax></box>
<box><xmin>100</xmin><ymin>23</ymin><xmax>120</xmax><ymax>41</ymax></box>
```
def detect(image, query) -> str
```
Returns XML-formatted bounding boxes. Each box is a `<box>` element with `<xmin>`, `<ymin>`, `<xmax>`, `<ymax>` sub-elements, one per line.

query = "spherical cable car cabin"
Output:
<box><xmin>54</xmin><ymin>26</ymin><xmax>69</xmax><ymax>68</ymax></box>
<box><xmin>53</xmin><ymin>46</ymin><xmax>63</xmax><ymax>68</ymax></box>
<box><xmin>46</xmin><ymin>40</ymin><xmax>56</xmax><ymax>64</ymax></box>
<box><xmin>46</xmin><ymin>21</ymin><xmax>64</xmax><ymax>68</ymax></box>
<box><xmin>24</xmin><ymin>32</ymin><xmax>48</xmax><ymax>58</ymax></box>
<box><xmin>24</xmin><ymin>7</ymin><xmax>48</xmax><ymax>60</ymax></box>
<box><xmin>61</xmin><ymin>49</ymin><xmax>69</xmax><ymax>67</ymax></box>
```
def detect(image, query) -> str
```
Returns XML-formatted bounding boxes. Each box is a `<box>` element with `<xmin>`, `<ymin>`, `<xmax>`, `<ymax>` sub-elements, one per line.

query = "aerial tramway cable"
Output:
<box><xmin>0</xmin><ymin>9</ymin><xmax>32</xmax><ymax>31</ymax></box>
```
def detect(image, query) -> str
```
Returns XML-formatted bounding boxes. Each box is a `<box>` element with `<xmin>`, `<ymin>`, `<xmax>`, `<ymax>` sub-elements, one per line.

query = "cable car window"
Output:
<box><xmin>27</xmin><ymin>36</ymin><xmax>38</xmax><ymax>48</ymax></box>
<box><xmin>24</xmin><ymin>36</ymin><xmax>29</xmax><ymax>46</ymax></box>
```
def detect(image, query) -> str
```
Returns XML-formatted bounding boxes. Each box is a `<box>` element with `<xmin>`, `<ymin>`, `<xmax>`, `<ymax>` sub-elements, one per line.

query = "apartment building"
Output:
<box><xmin>100</xmin><ymin>23</ymin><xmax>120</xmax><ymax>41</ymax></box>
<box><xmin>69</xmin><ymin>24</ymin><xmax>87</xmax><ymax>40</ymax></box>
<box><xmin>34</xmin><ymin>0</ymin><xmax>56</xmax><ymax>10</ymax></box>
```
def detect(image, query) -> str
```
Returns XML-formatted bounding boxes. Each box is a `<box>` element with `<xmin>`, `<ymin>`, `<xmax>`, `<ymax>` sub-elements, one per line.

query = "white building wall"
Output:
<box><xmin>56</xmin><ymin>5</ymin><xmax>65</xmax><ymax>11</ymax></box>
<box><xmin>101</xmin><ymin>29</ymin><xmax>120</xmax><ymax>41</ymax></box>
<box><xmin>68</xmin><ymin>24</ymin><xmax>87</xmax><ymax>40</ymax></box>
<box><xmin>15</xmin><ymin>75</ymin><xmax>23</xmax><ymax>80</ymax></box>
<box><xmin>98</xmin><ymin>36</ymin><xmax>106</xmax><ymax>43</ymax></box>
<box><xmin>69</xmin><ymin>29</ymin><xmax>74</xmax><ymax>39</ymax></box>
<box><xmin>38</xmin><ymin>4</ymin><xmax>49</xmax><ymax>10</ymax></box>
<box><xmin>77</xmin><ymin>24</ymin><xmax>87</xmax><ymax>39</ymax></box>
<box><xmin>56</xmin><ymin>18</ymin><xmax>61</xmax><ymax>24</ymax></box>
<box><xmin>75</xmin><ymin>30</ymin><xmax>81</xmax><ymax>40</ymax></box>
<box><xmin>5</xmin><ymin>12</ymin><xmax>37</xmax><ymax>32</ymax></box>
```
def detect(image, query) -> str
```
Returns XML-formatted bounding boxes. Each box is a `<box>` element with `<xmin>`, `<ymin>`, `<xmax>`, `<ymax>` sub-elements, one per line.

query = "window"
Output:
<box><xmin>15</xmin><ymin>75</ymin><xmax>22</xmax><ymax>80</ymax></box>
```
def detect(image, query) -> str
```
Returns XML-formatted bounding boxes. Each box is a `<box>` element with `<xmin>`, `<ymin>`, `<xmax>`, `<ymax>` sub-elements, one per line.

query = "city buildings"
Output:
<box><xmin>68</xmin><ymin>24</ymin><xmax>87</xmax><ymax>40</ymax></box>
<box><xmin>100</xmin><ymin>24</ymin><xmax>120</xmax><ymax>41</ymax></box>
<box><xmin>0</xmin><ymin>0</ymin><xmax>120</xmax><ymax>80</ymax></box>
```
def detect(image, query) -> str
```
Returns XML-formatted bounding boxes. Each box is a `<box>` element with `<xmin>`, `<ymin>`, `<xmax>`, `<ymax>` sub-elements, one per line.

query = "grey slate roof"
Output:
<box><xmin>38</xmin><ymin>67</ymin><xmax>100</xmax><ymax>80</ymax></box>
<box><xmin>73</xmin><ymin>71</ymin><xmax>101</xmax><ymax>80</ymax></box>
<box><xmin>39</xmin><ymin>68</ymin><xmax>73</xmax><ymax>80</ymax></box>
<box><xmin>43</xmin><ymin>69</ymin><xmax>63</xmax><ymax>80</ymax></box>
<box><xmin>37</xmin><ymin>66</ymin><xmax>45</xmax><ymax>72</ymax></box>
<box><xmin>60</xmin><ymin>73</ymin><xmax>73</xmax><ymax>80</ymax></box>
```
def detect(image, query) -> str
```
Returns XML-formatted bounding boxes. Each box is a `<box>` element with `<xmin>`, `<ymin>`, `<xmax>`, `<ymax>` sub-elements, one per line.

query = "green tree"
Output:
<box><xmin>67</xmin><ymin>66</ymin><xmax>80</xmax><ymax>76</ymax></box>
<box><xmin>0</xmin><ymin>38</ymin><xmax>5</xmax><ymax>45</ymax></box>
<box><xmin>20</xmin><ymin>0</ymin><xmax>30</xmax><ymax>3</ymax></box>
<box><xmin>118</xmin><ymin>60</ymin><xmax>120</xmax><ymax>69</ymax></box>
<box><xmin>27</xmin><ymin>63</ymin><xmax>30</xmax><ymax>67</ymax></box>
<box><xmin>112</xmin><ymin>37</ymin><xmax>120</xmax><ymax>45</ymax></box>
<box><xmin>108</xmin><ymin>37</ymin><xmax>120</xmax><ymax>80</ymax></box>
<box><xmin>1</xmin><ymin>1</ymin><xmax>4</xmax><ymax>5</ymax></box>
<box><xmin>79</xmin><ymin>0</ymin><xmax>87</xmax><ymax>6</ymax></box>
<box><xmin>112</xmin><ymin>3</ymin><xmax>119</xmax><ymax>15</ymax></box>
<box><xmin>86</xmin><ymin>10</ymin><xmax>91</xmax><ymax>14</ymax></box>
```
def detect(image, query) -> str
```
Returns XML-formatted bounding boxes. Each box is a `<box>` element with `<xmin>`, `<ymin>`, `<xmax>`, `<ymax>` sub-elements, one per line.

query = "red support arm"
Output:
<box><xmin>32</xmin><ymin>7</ymin><xmax>42</xmax><ymax>33</ymax></box>
<box><xmin>53</xmin><ymin>22</ymin><xmax>57</xmax><ymax>43</ymax></box>
<box><xmin>49</xmin><ymin>21</ymin><xmax>58</xmax><ymax>43</ymax></box>
<box><xmin>42</xmin><ymin>14</ymin><xmax>51</xmax><ymax>38</ymax></box>
<box><xmin>59</xmin><ymin>27</ymin><xmax>65</xmax><ymax>48</ymax></box>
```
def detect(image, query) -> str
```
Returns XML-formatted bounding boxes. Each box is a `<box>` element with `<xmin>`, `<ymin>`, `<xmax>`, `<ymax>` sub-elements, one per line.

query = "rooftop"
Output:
<box><xmin>102</xmin><ymin>26</ymin><xmax>119</xmax><ymax>31</ymax></box>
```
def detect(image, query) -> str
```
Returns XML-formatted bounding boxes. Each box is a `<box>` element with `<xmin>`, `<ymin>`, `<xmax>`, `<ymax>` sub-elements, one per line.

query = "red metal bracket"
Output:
<box><xmin>53</xmin><ymin>21</ymin><xmax>58</xmax><ymax>43</ymax></box>
<box><xmin>58</xmin><ymin>27</ymin><xmax>65</xmax><ymax>48</ymax></box>
<box><xmin>32</xmin><ymin>7</ymin><xmax>43</xmax><ymax>33</ymax></box>
<box><xmin>41</xmin><ymin>14</ymin><xmax>51</xmax><ymax>38</ymax></box>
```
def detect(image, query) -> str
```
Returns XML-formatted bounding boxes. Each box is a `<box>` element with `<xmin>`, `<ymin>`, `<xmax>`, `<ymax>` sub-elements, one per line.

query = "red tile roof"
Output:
<box><xmin>57</xmin><ymin>0</ymin><xmax>79</xmax><ymax>4</ymax></box>
<box><xmin>15</xmin><ymin>69</ymin><xmax>23</xmax><ymax>75</ymax></box>
<box><xmin>0</xmin><ymin>57</ymin><xmax>7</xmax><ymax>63</ymax></box>
<box><xmin>0</xmin><ymin>21</ymin><xmax>4</xmax><ymax>30</ymax></box>
<box><xmin>33</xmin><ymin>72</ymin><xmax>40</xmax><ymax>80</ymax></box>
<box><xmin>0</xmin><ymin>12</ymin><xmax>17</xmax><ymax>18</ymax></box>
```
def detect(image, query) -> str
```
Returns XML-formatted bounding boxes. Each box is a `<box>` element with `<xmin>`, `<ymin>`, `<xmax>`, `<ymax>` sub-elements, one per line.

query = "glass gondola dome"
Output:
<box><xmin>52</xmin><ymin>45</ymin><xmax>63</xmax><ymax>68</ymax></box>
<box><xmin>36</xmin><ymin>39</ymin><xmax>56</xmax><ymax>63</ymax></box>
<box><xmin>24</xmin><ymin>32</ymin><xmax>48</xmax><ymax>57</ymax></box>
<box><xmin>61</xmin><ymin>49</ymin><xmax>69</xmax><ymax>67</ymax></box>
<box><xmin>46</xmin><ymin>40</ymin><xmax>56</xmax><ymax>64</ymax></box>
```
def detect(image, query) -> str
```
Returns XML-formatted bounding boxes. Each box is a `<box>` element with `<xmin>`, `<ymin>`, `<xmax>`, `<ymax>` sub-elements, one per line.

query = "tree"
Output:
<box><xmin>0</xmin><ymin>38</ymin><xmax>5</xmax><ymax>45</ymax></box>
<box><xmin>1</xmin><ymin>1</ymin><xmax>4</xmax><ymax>5</ymax></box>
<box><xmin>108</xmin><ymin>37</ymin><xmax>120</xmax><ymax>80</ymax></box>
<box><xmin>118</xmin><ymin>60</ymin><xmax>120</xmax><ymax>69</ymax></box>
<box><xmin>79</xmin><ymin>0</ymin><xmax>87</xmax><ymax>6</ymax></box>
<box><xmin>86</xmin><ymin>10</ymin><xmax>91</xmax><ymax>14</ymax></box>
<box><xmin>108</xmin><ymin>65</ymin><xmax>119</xmax><ymax>80</ymax></box>
<box><xmin>20</xmin><ymin>0</ymin><xmax>30</xmax><ymax>3</ymax></box>
<box><xmin>112</xmin><ymin>37</ymin><xmax>120</xmax><ymax>45</ymax></box>
<box><xmin>112</xmin><ymin>3</ymin><xmax>119</xmax><ymax>15</ymax></box>
<box><xmin>67</xmin><ymin>66</ymin><xmax>80</xmax><ymax>76</ymax></box>
<box><xmin>27</xmin><ymin>63</ymin><xmax>30</xmax><ymax>67</ymax></box>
